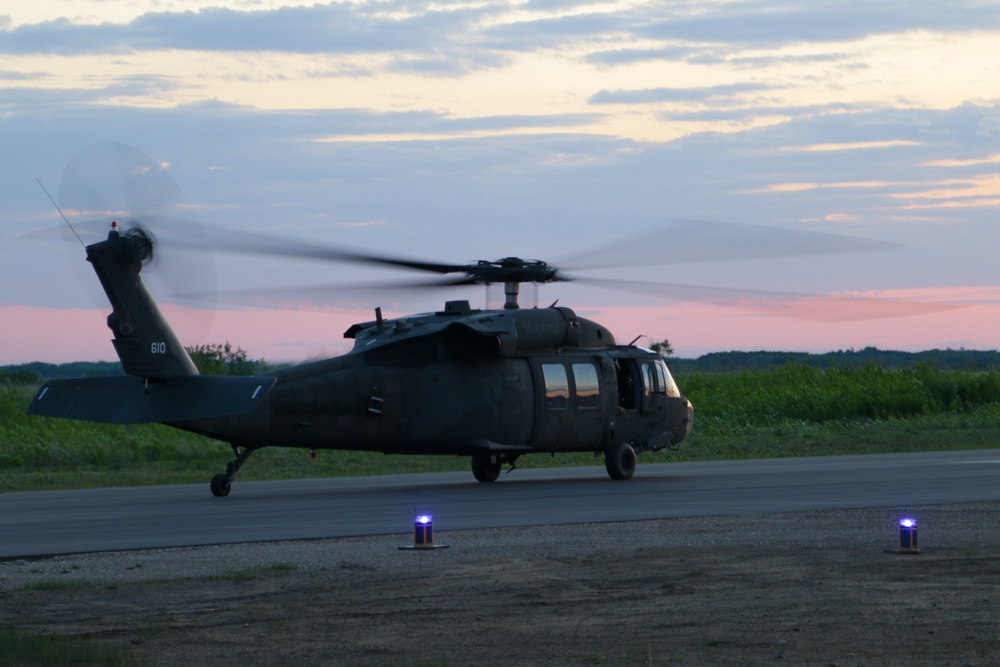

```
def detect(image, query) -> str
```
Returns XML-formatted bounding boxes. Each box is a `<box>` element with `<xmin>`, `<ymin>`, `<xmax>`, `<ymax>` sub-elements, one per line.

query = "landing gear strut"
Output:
<box><xmin>210</xmin><ymin>444</ymin><xmax>258</xmax><ymax>497</ymax></box>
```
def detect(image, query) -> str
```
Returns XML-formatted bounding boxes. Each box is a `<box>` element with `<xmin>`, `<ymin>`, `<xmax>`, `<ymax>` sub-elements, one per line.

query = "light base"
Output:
<box><xmin>399</xmin><ymin>544</ymin><xmax>450</xmax><ymax>551</ymax></box>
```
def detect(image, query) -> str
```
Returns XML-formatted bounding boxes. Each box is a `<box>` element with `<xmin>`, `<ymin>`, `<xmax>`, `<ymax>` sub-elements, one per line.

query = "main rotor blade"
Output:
<box><xmin>178</xmin><ymin>276</ymin><xmax>482</xmax><ymax>308</ymax></box>
<box><xmin>566</xmin><ymin>275</ymin><xmax>964</xmax><ymax>322</ymax></box>
<box><xmin>556</xmin><ymin>219</ymin><xmax>898</xmax><ymax>271</ymax></box>
<box><xmin>191</xmin><ymin>227</ymin><xmax>471</xmax><ymax>275</ymax></box>
<box><xmin>191</xmin><ymin>218</ymin><xmax>899</xmax><ymax>284</ymax></box>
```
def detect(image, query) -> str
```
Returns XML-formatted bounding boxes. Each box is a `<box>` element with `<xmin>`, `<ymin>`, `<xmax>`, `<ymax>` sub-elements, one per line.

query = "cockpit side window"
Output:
<box><xmin>641</xmin><ymin>362</ymin><xmax>655</xmax><ymax>411</ymax></box>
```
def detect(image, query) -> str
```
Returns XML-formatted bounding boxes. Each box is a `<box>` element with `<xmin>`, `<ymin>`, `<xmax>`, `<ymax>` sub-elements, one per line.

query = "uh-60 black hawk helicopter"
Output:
<box><xmin>28</xmin><ymin>216</ymin><xmax>694</xmax><ymax>496</ymax></box>
<box><xmin>29</xmin><ymin>143</ymin><xmax>924</xmax><ymax>497</ymax></box>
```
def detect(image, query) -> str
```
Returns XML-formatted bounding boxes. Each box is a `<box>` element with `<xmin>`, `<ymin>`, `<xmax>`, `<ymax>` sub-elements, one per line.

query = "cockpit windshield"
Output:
<box><xmin>655</xmin><ymin>360</ymin><xmax>681</xmax><ymax>398</ymax></box>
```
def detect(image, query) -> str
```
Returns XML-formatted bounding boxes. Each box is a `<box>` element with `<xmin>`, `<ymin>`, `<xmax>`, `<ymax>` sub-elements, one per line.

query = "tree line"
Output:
<box><xmin>1</xmin><ymin>342</ymin><xmax>268</xmax><ymax>384</ymax></box>
<box><xmin>3</xmin><ymin>344</ymin><xmax>999</xmax><ymax>386</ymax></box>
<box><xmin>665</xmin><ymin>347</ymin><xmax>1000</xmax><ymax>375</ymax></box>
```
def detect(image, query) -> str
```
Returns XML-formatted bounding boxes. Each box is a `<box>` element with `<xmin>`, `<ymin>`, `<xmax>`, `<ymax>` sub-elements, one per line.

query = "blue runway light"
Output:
<box><xmin>399</xmin><ymin>513</ymin><xmax>448</xmax><ymax>551</ymax></box>
<box><xmin>414</xmin><ymin>515</ymin><xmax>433</xmax><ymax>548</ymax></box>
<box><xmin>898</xmin><ymin>517</ymin><xmax>919</xmax><ymax>553</ymax></box>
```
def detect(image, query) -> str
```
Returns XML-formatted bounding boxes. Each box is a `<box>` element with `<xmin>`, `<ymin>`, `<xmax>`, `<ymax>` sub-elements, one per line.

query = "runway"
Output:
<box><xmin>3</xmin><ymin>449</ymin><xmax>1000</xmax><ymax>558</ymax></box>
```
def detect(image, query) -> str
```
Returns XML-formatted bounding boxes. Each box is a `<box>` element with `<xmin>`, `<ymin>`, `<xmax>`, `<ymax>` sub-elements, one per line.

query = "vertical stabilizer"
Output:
<box><xmin>86</xmin><ymin>223</ymin><xmax>198</xmax><ymax>379</ymax></box>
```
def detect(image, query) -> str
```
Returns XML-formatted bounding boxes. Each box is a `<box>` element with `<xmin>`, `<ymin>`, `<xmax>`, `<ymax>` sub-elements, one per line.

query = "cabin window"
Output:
<box><xmin>572</xmin><ymin>363</ymin><xmax>600</xmax><ymax>410</ymax></box>
<box><xmin>542</xmin><ymin>364</ymin><xmax>569</xmax><ymax>410</ymax></box>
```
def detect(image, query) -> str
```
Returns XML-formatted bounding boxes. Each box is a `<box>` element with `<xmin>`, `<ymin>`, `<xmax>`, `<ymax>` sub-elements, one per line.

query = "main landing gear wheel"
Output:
<box><xmin>210</xmin><ymin>474</ymin><xmax>231</xmax><ymax>497</ymax></box>
<box><xmin>471</xmin><ymin>454</ymin><xmax>502</xmax><ymax>482</ymax></box>
<box><xmin>605</xmin><ymin>442</ymin><xmax>636</xmax><ymax>481</ymax></box>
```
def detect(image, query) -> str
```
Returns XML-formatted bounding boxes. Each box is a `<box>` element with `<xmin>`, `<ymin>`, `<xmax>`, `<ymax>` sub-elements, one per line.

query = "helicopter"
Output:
<box><xmin>27</xmin><ymin>217</ymin><xmax>694</xmax><ymax>495</ymax></box>
<box><xmin>26</xmin><ymin>143</ymin><xmax>946</xmax><ymax>497</ymax></box>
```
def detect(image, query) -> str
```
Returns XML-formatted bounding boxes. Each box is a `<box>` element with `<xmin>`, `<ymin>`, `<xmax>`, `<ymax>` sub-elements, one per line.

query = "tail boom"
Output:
<box><xmin>28</xmin><ymin>375</ymin><xmax>275</xmax><ymax>424</ymax></box>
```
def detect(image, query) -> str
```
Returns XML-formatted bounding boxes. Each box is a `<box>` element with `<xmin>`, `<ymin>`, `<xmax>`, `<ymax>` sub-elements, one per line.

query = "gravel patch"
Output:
<box><xmin>3</xmin><ymin>502</ymin><xmax>995</xmax><ymax>589</ymax></box>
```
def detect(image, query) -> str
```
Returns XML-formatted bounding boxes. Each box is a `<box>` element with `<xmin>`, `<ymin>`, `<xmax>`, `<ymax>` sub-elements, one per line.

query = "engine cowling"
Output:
<box><xmin>444</xmin><ymin>307</ymin><xmax>614</xmax><ymax>359</ymax></box>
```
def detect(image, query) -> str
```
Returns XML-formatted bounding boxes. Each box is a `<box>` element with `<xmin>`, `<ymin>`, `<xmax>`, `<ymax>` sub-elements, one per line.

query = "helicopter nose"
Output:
<box><xmin>667</xmin><ymin>396</ymin><xmax>694</xmax><ymax>445</ymax></box>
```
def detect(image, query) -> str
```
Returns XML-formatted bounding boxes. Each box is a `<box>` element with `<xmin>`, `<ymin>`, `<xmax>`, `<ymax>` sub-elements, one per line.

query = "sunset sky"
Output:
<box><xmin>2</xmin><ymin>0</ymin><xmax>1000</xmax><ymax>364</ymax></box>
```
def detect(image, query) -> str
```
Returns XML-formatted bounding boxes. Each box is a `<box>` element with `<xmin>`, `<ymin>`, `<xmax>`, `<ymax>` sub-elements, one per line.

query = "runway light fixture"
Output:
<box><xmin>414</xmin><ymin>514</ymin><xmax>433</xmax><ymax>549</ymax></box>
<box><xmin>897</xmin><ymin>517</ymin><xmax>920</xmax><ymax>554</ymax></box>
<box><xmin>399</xmin><ymin>513</ymin><xmax>449</xmax><ymax>551</ymax></box>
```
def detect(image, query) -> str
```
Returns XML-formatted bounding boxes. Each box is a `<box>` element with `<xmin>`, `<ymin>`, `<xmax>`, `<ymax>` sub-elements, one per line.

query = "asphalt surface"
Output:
<box><xmin>3</xmin><ymin>449</ymin><xmax>1000</xmax><ymax>558</ymax></box>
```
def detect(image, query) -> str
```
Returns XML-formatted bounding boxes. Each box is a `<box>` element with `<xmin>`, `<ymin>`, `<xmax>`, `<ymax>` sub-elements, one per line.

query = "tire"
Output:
<box><xmin>605</xmin><ymin>442</ymin><xmax>636</xmax><ymax>481</ymax></box>
<box><xmin>210</xmin><ymin>474</ymin><xmax>232</xmax><ymax>497</ymax></box>
<box><xmin>471</xmin><ymin>454</ymin><xmax>502</xmax><ymax>483</ymax></box>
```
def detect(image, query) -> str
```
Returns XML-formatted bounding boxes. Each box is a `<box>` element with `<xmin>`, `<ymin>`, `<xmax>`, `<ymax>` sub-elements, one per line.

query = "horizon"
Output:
<box><xmin>5</xmin><ymin>338</ymin><xmax>999</xmax><ymax>370</ymax></box>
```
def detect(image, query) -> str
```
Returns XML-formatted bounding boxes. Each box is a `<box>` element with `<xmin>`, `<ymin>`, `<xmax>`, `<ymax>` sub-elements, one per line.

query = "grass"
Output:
<box><xmin>0</xmin><ymin>628</ymin><xmax>144</xmax><ymax>667</ymax></box>
<box><xmin>206</xmin><ymin>562</ymin><xmax>299</xmax><ymax>583</ymax></box>
<box><xmin>4</xmin><ymin>361</ymin><xmax>1000</xmax><ymax>493</ymax></box>
<box><xmin>24</xmin><ymin>580</ymin><xmax>92</xmax><ymax>592</ymax></box>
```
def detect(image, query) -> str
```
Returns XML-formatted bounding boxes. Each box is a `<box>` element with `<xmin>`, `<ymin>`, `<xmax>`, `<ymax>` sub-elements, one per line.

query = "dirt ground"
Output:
<box><xmin>4</xmin><ymin>507</ymin><xmax>1000</xmax><ymax>666</ymax></box>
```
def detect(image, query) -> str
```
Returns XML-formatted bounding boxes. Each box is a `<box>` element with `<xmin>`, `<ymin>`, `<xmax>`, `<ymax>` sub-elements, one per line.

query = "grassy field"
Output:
<box><xmin>3</xmin><ymin>361</ymin><xmax>1000</xmax><ymax>493</ymax></box>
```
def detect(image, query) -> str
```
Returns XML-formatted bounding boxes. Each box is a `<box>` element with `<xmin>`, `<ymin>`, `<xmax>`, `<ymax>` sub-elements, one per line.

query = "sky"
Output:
<box><xmin>2</xmin><ymin>0</ymin><xmax>1000</xmax><ymax>364</ymax></box>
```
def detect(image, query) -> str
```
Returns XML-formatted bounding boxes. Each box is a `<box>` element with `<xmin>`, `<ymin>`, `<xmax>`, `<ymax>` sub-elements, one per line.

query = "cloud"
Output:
<box><xmin>657</xmin><ymin>102</ymin><xmax>868</xmax><ymax>122</ymax></box>
<box><xmin>781</xmin><ymin>140</ymin><xmax>922</xmax><ymax>152</ymax></box>
<box><xmin>748</xmin><ymin>180</ymin><xmax>902</xmax><ymax>194</ymax></box>
<box><xmin>313</xmin><ymin>111</ymin><xmax>605</xmax><ymax>143</ymax></box>
<box><xmin>586</xmin><ymin>46</ymin><xmax>857</xmax><ymax>69</ymax></box>
<box><xmin>522</xmin><ymin>0</ymin><xmax>608</xmax><ymax>10</ymax></box>
<box><xmin>9</xmin><ymin>0</ymin><xmax>995</xmax><ymax>62</ymax></box>
<box><xmin>920</xmin><ymin>154</ymin><xmax>1000</xmax><ymax>167</ymax></box>
<box><xmin>478</xmin><ymin>10</ymin><xmax>631</xmax><ymax>50</ymax></box>
<box><xmin>979</xmin><ymin>115</ymin><xmax>1000</xmax><ymax>134</ymax></box>
<box><xmin>589</xmin><ymin>83</ymin><xmax>775</xmax><ymax>105</ymax></box>
<box><xmin>633</xmin><ymin>0</ymin><xmax>1000</xmax><ymax>46</ymax></box>
<box><xmin>584</xmin><ymin>45</ymin><xmax>716</xmax><ymax>67</ymax></box>
<box><xmin>0</xmin><ymin>69</ymin><xmax>43</xmax><ymax>81</ymax></box>
<box><xmin>0</xmin><ymin>3</ymin><xmax>494</xmax><ymax>62</ymax></box>
<box><xmin>728</xmin><ymin>51</ymin><xmax>855</xmax><ymax>68</ymax></box>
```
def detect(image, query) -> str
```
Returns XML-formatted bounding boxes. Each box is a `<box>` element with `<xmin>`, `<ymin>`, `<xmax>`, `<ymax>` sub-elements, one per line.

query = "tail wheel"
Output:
<box><xmin>471</xmin><ymin>454</ymin><xmax>502</xmax><ymax>482</ymax></box>
<box><xmin>605</xmin><ymin>442</ymin><xmax>636</xmax><ymax>480</ymax></box>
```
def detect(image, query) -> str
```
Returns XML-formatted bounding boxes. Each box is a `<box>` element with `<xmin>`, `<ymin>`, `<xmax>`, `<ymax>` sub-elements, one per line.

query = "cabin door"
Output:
<box><xmin>531</xmin><ymin>358</ymin><xmax>606</xmax><ymax>451</ymax></box>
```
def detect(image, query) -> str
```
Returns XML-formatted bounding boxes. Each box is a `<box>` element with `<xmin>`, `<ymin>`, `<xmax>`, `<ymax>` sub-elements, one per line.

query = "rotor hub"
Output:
<box><xmin>470</xmin><ymin>257</ymin><xmax>558</xmax><ymax>285</ymax></box>
<box><xmin>123</xmin><ymin>226</ymin><xmax>155</xmax><ymax>264</ymax></box>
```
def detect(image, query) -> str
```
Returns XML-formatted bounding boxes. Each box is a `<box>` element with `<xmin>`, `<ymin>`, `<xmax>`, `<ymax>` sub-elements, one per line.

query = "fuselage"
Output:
<box><xmin>177</xmin><ymin>303</ymin><xmax>693</xmax><ymax>457</ymax></box>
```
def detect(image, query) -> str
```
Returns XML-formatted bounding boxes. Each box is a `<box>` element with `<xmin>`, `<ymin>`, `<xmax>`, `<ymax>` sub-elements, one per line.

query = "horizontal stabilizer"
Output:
<box><xmin>27</xmin><ymin>375</ymin><xmax>276</xmax><ymax>425</ymax></box>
